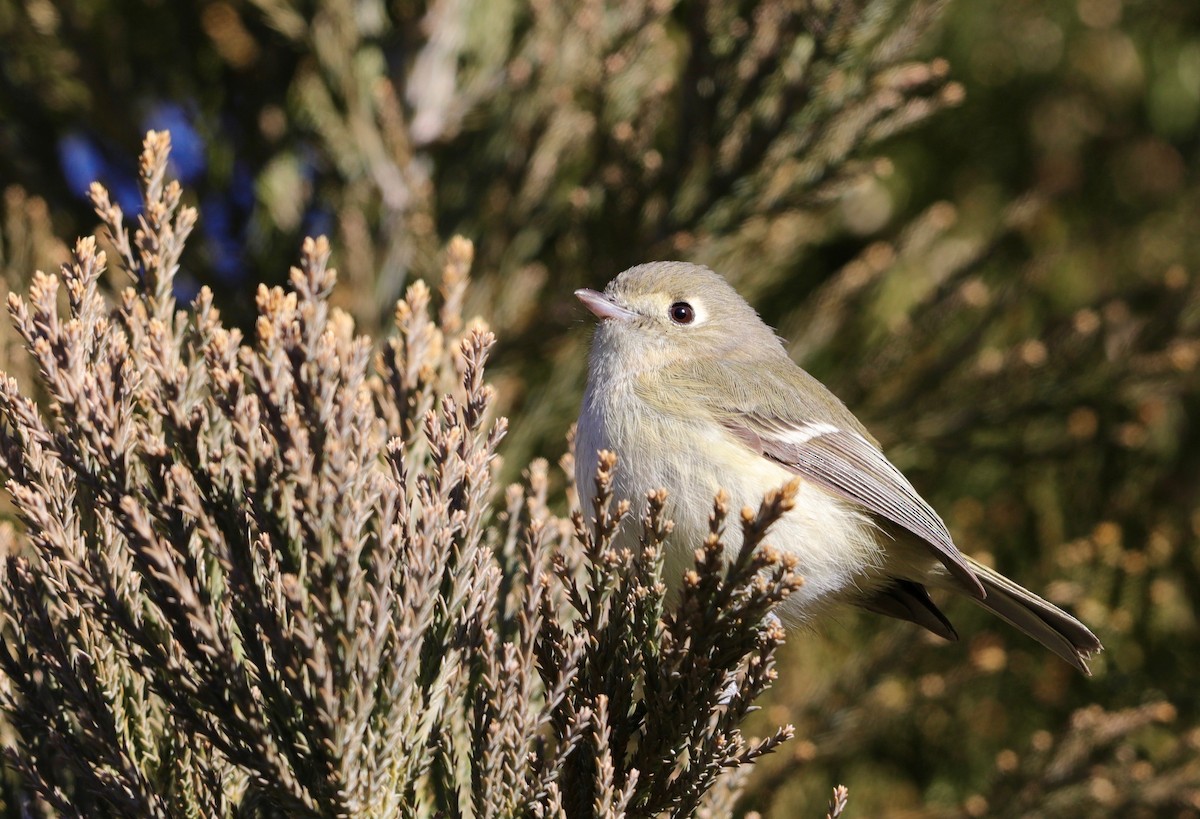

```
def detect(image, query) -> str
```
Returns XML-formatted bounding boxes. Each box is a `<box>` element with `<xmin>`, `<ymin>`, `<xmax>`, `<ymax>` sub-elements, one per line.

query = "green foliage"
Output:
<box><xmin>0</xmin><ymin>0</ymin><xmax>967</xmax><ymax>469</ymax></box>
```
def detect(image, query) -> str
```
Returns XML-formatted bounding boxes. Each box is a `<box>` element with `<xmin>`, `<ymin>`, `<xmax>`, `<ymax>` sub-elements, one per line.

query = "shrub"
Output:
<box><xmin>0</xmin><ymin>132</ymin><xmax>802</xmax><ymax>817</ymax></box>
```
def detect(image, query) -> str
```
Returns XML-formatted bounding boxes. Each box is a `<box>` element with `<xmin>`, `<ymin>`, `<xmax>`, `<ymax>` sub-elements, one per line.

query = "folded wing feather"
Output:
<box><xmin>722</xmin><ymin>413</ymin><xmax>986</xmax><ymax>599</ymax></box>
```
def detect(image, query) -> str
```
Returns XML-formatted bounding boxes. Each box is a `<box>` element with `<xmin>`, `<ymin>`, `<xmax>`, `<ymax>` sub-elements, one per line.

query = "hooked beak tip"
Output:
<box><xmin>575</xmin><ymin>288</ymin><xmax>636</xmax><ymax>322</ymax></box>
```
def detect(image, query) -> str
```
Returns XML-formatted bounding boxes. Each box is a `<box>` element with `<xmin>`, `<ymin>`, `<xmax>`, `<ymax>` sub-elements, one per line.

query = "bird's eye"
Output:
<box><xmin>668</xmin><ymin>301</ymin><xmax>695</xmax><ymax>325</ymax></box>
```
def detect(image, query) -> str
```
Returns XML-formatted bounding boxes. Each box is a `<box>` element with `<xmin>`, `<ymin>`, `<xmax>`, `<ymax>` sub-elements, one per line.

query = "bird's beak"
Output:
<box><xmin>575</xmin><ymin>289</ymin><xmax>637</xmax><ymax>322</ymax></box>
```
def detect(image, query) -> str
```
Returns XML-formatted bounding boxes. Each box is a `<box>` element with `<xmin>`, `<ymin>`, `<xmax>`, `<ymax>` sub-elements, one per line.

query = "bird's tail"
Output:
<box><xmin>965</xmin><ymin>556</ymin><xmax>1102</xmax><ymax>675</ymax></box>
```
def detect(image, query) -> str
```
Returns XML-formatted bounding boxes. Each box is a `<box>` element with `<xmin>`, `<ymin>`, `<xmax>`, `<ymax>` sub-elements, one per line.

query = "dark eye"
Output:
<box><xmin>668</xmin><ymin>301</ymin><xmax>695</xmax><ymax>325</ymax></box>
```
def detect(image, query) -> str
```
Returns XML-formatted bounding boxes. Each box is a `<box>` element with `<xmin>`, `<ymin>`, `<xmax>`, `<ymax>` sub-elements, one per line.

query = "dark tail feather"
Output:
<box><xmin>860</xmin><ymin>579</ymin><xmax>959</xmax><ymax>642</ymax></box>
<box><xmin>965</xmin><ymin>556</ymin><xmax>1103</xmax><ymax>675</ymax></box>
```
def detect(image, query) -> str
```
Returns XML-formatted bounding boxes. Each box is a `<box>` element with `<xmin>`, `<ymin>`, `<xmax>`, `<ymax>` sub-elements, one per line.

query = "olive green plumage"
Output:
<box><xmin>577</xmin><ymin>262</ymin><xmax>1102</xmax><ymax>674</ymax></box>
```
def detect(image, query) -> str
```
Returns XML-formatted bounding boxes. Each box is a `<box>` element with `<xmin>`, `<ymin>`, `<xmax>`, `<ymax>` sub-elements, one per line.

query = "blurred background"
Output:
<box><xmin>1</xmin><ymin>0</ymin><xmax>1198</xmax><ymax>815</ymax></box>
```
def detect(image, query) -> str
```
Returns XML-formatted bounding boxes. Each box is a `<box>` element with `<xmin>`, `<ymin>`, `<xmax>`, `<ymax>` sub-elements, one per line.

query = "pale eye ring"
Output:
<box><xmin>668</xmin><ymin>301</ymin><xmax>695</xmax><ymax>325</ymax></box>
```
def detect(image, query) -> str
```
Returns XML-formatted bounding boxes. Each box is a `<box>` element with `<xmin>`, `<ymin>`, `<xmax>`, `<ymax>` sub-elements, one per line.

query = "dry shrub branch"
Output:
<box><xmin>0</xmin><ymin>132</ymin><xmax>799</xmax><ymax>817</ymax></box>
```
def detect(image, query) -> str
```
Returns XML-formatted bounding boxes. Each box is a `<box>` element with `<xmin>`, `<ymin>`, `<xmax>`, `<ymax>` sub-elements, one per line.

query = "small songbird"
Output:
<box><xmin>575</xmin><ymin>262</ymin><xmax>1102</xmax><ymax>674</ymax></box>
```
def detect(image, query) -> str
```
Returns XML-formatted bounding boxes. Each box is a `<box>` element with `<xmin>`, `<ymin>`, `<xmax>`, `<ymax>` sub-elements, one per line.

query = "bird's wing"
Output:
<box><xmin>638</xmin><ymin>360</ymin><xmax>986</xmax><ymax>598</ymax></box>
<box><xmin>721</xmin><ymin>411</ymin><xmax>986</xmax><ymax>599</ymax></box>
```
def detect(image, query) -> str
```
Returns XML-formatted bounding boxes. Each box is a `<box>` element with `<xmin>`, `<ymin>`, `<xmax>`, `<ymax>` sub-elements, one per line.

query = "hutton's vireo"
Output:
<box><xmin>576</xmin><ymin>262</ymin><xmax>1101</xmax><ymax>674</ymax></box>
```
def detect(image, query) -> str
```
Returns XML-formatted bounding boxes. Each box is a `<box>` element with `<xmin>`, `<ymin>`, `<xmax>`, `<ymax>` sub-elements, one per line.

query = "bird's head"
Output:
<box><xmin>576</xmin><ymin>262</ymin><xmax>783</xmax><ymax>373</ymax></box>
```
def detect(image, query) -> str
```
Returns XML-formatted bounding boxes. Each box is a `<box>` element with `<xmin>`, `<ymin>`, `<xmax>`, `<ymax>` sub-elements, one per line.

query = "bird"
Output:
<box><xmin>574</xmin><ymin>261</ymin><xmax>1102</xmax><ymax>674</ymax></box>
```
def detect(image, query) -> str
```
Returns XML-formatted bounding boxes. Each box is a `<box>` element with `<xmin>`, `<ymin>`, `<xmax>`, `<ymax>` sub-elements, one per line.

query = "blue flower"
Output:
<box><xmin>144</xmin><ymin>102</ymin><xmax>206</xmax><ymax>184</ymax></box>
<box><xmin>57</xmin><ymin>132</ymin><xmax>107</xmax><ymax>197</ymax></box>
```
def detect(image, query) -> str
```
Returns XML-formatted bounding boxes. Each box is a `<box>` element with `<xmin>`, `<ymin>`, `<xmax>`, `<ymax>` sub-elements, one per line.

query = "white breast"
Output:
<box><xmin>576</xmin><ymin>374</ymin><xmax>888</xmax><ymax>626</ymax></box>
